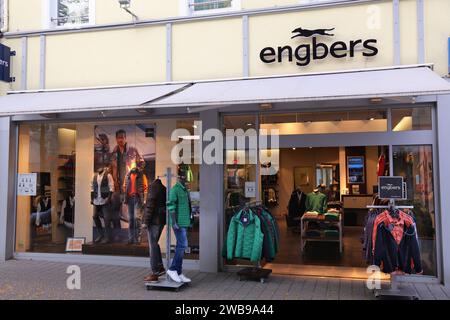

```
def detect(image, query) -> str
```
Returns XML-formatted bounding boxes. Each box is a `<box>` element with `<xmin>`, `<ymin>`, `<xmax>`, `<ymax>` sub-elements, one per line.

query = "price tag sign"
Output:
<box><xmin>18</xmin><ymin>173</ymin><xmax>37</xmax><ymax>196</ymax></box>
<box><xmin>245</xmin><ymin>181</ymin><xmax>256</xmax><ymax>198</ymax></box>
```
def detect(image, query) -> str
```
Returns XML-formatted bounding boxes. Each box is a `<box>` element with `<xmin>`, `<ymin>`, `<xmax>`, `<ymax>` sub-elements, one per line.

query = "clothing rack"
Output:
<box><xmin>233</xmin><ymin>202</ymin><xmax>273</xmax><ymax>283</ymax></box>
<box><xmin>366</xmin><ymin>202</ymin><xmax>419</xmax><ymax>300</ymax></box>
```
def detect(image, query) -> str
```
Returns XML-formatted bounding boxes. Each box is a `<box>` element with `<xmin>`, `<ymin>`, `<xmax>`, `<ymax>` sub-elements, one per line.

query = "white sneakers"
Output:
<box><xmin>167</xmin><ymin>270</ymin><xmax>182</xmax><ymax>283</ymax></box>
<box><xmin>167</xmin><ymin>270</ymin><xmax>191</xmax><ymax>283</ymax></box>
<box><xmin>179</xmin><ymin>274</ymin><xmax>191</xmax><ymax>283</ymax></box>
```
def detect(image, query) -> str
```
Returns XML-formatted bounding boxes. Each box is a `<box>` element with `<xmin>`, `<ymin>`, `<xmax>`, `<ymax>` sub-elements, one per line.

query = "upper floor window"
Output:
<box><xmin>49</xmin><ymin>0</ymin><xmax>95</xmax><ymax>28</ymax></box>
<box><xmin>185</xmin><ymin>0</ymin><xmax>240</xmax><ymax>15</ymax></box>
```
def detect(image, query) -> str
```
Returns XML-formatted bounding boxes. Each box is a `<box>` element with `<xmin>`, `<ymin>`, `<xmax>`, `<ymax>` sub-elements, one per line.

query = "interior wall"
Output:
<box><xmin>74</xmin><ymin>124</ymin><xmax>94</xmax><ymax>242</ymax></box>
<box><xmin>273</xmin><ymin>147</ymin><xmax>339</xmax><ymax>217</ymax></box>
<box><xmin>16</xmin><ymin>125</ymin><xmax>31</xmax><ymax>252</ymax></box>
<box><xmin>365</xmin><ymin>146</ymin><xmax>379</xmax><ymax>194</ymax></box>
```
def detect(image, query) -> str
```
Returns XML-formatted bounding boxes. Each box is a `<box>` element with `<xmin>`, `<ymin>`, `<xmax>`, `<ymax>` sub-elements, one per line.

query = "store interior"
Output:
<box><xmin>223</xmin><ymin>110</ymin><xmax>436</xmax><ymax>278</ymax></box>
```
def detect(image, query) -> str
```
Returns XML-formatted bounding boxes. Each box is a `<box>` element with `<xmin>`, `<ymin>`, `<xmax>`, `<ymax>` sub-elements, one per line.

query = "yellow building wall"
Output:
<box><xmin>400</xmin><ymin>0</ymin><xmax>418</xmax><ymax>65</ymax></box>
<box><xmin>7</xmin><ymin>0</ymin><xmax>42</xmax><ymax>32</ymax></box>
<box><xmin>424</xmin><ymin>0</ymin><xmax>450</xmax><ymax>76</ymax></box>
<box><xmin>27</xmin><ymin>37</ymin><xmax>41</xmax><ymax>90</ymax></box>
<box><xmin>95</xmin><ymin>0</ymin><xmax>180</xmax><ymax>25</ymax></box>
<box><xmin>249</xmin><ymin>1</ymin><xmax>393</xmax><ymax>76</ymax></box>
<box><xmin>172</xmin><ymin>18</ymin><xmax>243</xmax><ymax>81</ymax></box>
<box><xmin>1</xmin><ymin>0</ymin><xmax>449</xmax><ymax>92</ymax></box>
<box><xmin>45</xmin><ymin>27</ymin><xmax>166</xmax><ymax>89</ymax></box>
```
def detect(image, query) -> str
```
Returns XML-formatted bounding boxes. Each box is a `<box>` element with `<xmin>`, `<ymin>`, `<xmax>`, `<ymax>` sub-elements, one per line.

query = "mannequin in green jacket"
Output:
<box><xmin>166</xmin><ymin>168</ymin><xmax>192</xmax><ymax>284</ymax></box>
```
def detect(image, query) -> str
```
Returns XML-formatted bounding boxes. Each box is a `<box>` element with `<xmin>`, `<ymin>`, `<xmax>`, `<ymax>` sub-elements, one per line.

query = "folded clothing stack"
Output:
<box><xmin>324</xmin><ymin>229</ymin><xmax>339</xmax><ymax>239</ymax></box>
<box><xmin>305</xmin><ymin>230</ymin><xmax>322</xmax><ymax>238</ymax></box>
<box><xmin>324</xmin><ymin>212</ymin><xmax>340</xmax><ymax>221</ymax></box>
<box><xmin>303</xmin><ymin>211</ymin><xmax>320</xmax><ymax>219</ymax></box>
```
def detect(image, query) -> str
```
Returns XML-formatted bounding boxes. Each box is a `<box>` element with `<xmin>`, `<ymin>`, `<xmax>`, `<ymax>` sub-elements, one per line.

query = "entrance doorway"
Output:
<box><xmin>222</xmin><ymin>108</ymin><xmax>437</xmax><ymax>280</ymax></box>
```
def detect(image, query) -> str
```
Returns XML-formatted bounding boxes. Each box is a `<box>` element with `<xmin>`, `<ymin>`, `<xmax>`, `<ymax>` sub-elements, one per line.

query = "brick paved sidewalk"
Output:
<box><xmin>0</xmin><ymin>260</ymin><xmax>449</xmax><ymax>300</ymax></box>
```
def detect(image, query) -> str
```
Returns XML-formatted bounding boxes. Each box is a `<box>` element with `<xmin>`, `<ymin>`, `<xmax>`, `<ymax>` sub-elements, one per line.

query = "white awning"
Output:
<box><xmin>0</xmin><ymin>83</ymin><xmax>188</xmax><ymax>116</ymax></box>
<box><xmin>1</xmin><ymin>65</ymin><xmax>449</xmax><ymax>116</ymax></box>
<box><xmin>150</xmin><ymin>65</ymin><xmax>450</xmax><ymax>108</ymax></box>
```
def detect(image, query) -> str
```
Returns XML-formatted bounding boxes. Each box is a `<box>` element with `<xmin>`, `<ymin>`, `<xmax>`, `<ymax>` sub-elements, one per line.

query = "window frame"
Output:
<box><xmin>181</xmin><ymin>0</ymin><xmax>241</xmax><ymax>16</ymax></box>
<box><xmin>45</xmin><ymin>0</ymin><xmax>96</xmax><ymax>29</ymax></box>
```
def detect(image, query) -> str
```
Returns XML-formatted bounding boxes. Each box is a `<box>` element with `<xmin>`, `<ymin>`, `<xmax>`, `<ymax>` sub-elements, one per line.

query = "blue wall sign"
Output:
<box><xmin>0</xmin><ymin>43</ymin><xmax>12</xmax><ymax>83</ymax></box>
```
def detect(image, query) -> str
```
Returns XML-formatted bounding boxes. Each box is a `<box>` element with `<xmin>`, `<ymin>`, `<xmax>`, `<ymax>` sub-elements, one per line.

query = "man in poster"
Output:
<box><xmin>109</xmin><ymin>129</ymin><xmax>145</xmax><ymax>237</ymax></box>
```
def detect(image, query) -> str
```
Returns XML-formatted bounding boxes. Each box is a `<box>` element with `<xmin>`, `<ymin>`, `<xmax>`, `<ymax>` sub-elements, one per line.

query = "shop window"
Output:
<box><xmin>48</xmin><ymin>0</ymin><xmax>95</xmax><ymax>28</ymax></box>
<box><xmin>393</xmin><ymin>145</ymin><xmax>436</xmax><ymax>276</ymax></box>
<box><xmin>186</xmin><ymin>0</ymin><xmax>240</xmax><ymax>15</ymax></box>
<box><xmin>391</xmin><ymin>107</ymin><xmax>432</xmax><ymax>132</ymax></box>
<box><xmin>260</xmin><ymin>109</ymin><xmax>387</xmax><ymax>135</ymax></box>
<box><xmin>16</xmin><ymin>119</ymin><xmax>200</xmax><ymax>260</ymax></box>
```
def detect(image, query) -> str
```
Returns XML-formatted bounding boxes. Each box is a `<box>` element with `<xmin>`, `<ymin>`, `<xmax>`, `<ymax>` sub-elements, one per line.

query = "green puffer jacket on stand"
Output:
<box><xmin>226</xmin><ymin>209</ymin><xmax>264</xmax><ymax>262</ymax></box>
<box><xmin>167</xmin><ymin>182</ymin><xmax>192</xmax><ymax>228</ymax></box>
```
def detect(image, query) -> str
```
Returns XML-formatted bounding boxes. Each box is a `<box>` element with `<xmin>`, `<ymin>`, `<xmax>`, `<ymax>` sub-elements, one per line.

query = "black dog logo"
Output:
<box><xmin>291</xmin><ymin>27</ymin><xmax>335</xmax><ymax>39</ymax></box>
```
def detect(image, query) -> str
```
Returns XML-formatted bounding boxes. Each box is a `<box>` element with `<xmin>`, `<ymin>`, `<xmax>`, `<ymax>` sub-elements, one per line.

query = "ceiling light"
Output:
<box><xmin>246</xmin><ymin>123</ymin><xmax>253</xmax><ymax>126</ymax></box>
<box><xmin>292</xmin><ymin>148</ymin><xmax>296</xmax><ymax>150</ymax></box>
<box><xmin>370</xmin><ymin>98</ymin><xmax>383</xmax><ymax>104</ymax></box>
<box><xmin>369</xmin><ymin>117</ymin><xmax>375</xmax><ymax>121</ymax></box>
<box><xmin>259</xmin><ymin>103</ymin><xmax>273</xmax><ymax>110</ymax></box>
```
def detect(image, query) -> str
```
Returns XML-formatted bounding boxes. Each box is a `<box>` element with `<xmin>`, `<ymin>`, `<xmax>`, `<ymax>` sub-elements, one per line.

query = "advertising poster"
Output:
<box><xmin>93</xmin><ymin>124</ymin><xmax>156</xmax><ymax>244</ymax></box>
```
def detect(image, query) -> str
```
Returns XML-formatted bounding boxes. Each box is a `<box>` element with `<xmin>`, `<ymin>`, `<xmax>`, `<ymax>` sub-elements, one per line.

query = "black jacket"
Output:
<box><xmin>144</xmin><ymin>179</ymin><xmax>167</xmax><ymax>226</ymax></box>
<box><xmin>288</xmin><ymin>189</ymin><xmax>306</xmax><ymax>218</ymax></box>
<box><xmin>374</xmin><ymin>223</ymin><xmax>422</xmax><ymax>274</ymax></box>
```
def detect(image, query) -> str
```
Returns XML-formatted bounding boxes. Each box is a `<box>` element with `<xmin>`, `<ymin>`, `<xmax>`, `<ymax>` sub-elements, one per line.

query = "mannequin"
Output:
<box><xmin>60</xmin><ymin>191</ymin><xmax>75</xmax><ymax>229</ymax></box>
<box><xmin>36</xmin><ymin>194</ymin><xmax>52</xmax><ymax>227</ymax></box>
<box><xmin>288</xmin><ymin>187</ymin><xmax>306</xmax><ymax>218</ymax></box>
<box><xmin>143</xmin><ymin>178</ymin><xmax>167</xmax><ymax>283</ymax></box>
<box><xmin>166</xmin><ymin>167</ymin><xmax>192</xmax><ymax>284</ymax></box>
<box><xmin>306</xmin><ymin>185</ymin><xmax>328</xmax><ymax>213</ymax></box>
<box><xmin>91</xmin><ymin>167</ymin><xmax>114</xmax><ymax>244</ymax></box>
<box><xmin>123</xmin><ymin>164</ymin><xmax>147</xmax><ymax>244</ymax></box>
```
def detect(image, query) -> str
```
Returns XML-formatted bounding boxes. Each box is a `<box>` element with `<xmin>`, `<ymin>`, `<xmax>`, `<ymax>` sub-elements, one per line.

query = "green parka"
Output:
<box><xmin>226</xmin><ymin>209</ymin><xmax>264</xmax><ymax>262</ymax></box>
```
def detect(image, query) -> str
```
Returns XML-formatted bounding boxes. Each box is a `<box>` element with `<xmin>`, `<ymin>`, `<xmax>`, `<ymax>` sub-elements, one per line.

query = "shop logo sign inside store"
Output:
<box><xmin>378</xmin><ymin>176</ymin><xmax>406</xmax><ymax>200</ymax></box>
<box><xmin>260</xmin><ymin>27</ymin><xmax>378</xmax><ymax>67</ymax></box>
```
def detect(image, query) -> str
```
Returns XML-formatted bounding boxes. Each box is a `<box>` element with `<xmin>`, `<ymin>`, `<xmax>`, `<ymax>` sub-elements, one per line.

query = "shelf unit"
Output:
<box><xmin>300</xmin><ymin>214</ymin><xmax>343</xmax><ymax>254</ymax></box>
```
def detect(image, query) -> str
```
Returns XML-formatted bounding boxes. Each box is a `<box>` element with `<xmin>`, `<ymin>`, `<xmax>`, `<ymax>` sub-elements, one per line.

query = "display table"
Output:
<box><xmin>300</xmin><ymin>213</ymin><xmax>343</xmax><ymax>254</ymax></box>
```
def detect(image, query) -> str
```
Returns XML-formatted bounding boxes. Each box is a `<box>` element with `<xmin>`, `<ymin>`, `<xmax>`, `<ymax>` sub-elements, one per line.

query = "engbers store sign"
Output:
<box><xmin>259</xmin><ymin>27</ymin><xmax>378</xmax><ymax>67</ymax></box>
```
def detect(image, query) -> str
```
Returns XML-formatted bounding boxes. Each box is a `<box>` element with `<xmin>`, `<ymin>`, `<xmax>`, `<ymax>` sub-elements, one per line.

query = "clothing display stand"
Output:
<box><xmin>146</xmin><ymin>167</ymin><xmax>187</xmax><ymax>292</ymax></box>
<box><xmin>236</xmin><ymin>201</ymin><xmax>272</xmax><ymax>284</ymax></box>
<box><xmin>300</xmin><ymin>213</ymin><xmax>343</xmax><ymax>254</ymax></box>
<box><xmin>366</xmin><ymin>201</ymin><xmax>419</xmax><ymax>300</ymax></box>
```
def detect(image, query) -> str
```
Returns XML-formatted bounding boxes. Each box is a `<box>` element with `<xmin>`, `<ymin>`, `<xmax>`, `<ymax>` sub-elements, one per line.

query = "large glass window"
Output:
<box><xmin>16</xmin><ymin>118</ymin><xmax>200</xmax><ymax>260</ymax></box>
<box><xmin>392</xmin><ymin>107</ymin><xmax>432</xmax><ymax>132</ymax></box>
<box><xmin>260</xmin><ymin>109</ymin><xmax>387</xmax><ymax>135</ymax></box>
<box><xmin>393</xmin><ymin>145</ymin><xmax>436</xmax><ymax>276</ymax></box>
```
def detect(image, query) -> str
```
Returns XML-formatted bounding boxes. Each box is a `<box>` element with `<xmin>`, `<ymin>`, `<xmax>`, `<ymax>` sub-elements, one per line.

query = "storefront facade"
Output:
<box><xmin>1</xmin><ymin>0</ymin><xmax>450</xmax><ymax>284</ymax></box>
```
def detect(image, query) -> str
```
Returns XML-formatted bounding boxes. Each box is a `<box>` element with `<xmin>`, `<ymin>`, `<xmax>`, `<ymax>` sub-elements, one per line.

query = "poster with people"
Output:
<box><xmin>92</xmin><ymin>124</ymin><xmax>156</xmax><ymax>244</ymax></box>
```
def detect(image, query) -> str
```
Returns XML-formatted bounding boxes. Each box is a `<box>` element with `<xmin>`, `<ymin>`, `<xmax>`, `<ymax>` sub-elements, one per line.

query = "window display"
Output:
<box><xmin>16</xmin><ymin>119</ymin><xmax>200</xmax><ymax>259</ymax></box>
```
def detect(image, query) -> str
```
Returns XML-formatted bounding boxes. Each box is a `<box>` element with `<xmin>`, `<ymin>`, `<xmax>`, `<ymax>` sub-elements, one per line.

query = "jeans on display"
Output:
<box><xmin>110</xmin><ymin>191</ymin><xmax>124</xmax><ymax>228</ymax></box>
<box><xmin>169</xmin><ymin>227</ymin><xmax>188</xmax><ymax>275</ymax></box>
<box><xmin>93</xmin><ymin>204</ymin><xmax>113</xmax><ymax>241</ymax></box>
<box><xmin>147</xmin><ymin>225</ymin><xmax>164</xmax><ymax>273</ymax></box>
<box><xmin>127</xmin><ymin>195</ymin><xmax>143</xmax><ymax>243</ymax></box>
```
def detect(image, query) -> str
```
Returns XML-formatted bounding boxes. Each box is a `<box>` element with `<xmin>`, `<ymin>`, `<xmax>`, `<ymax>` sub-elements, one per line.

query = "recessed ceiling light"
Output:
<box><xmin>246</xmin><ymin>123</ymin><xmax>253</xmax><ymax>126</ymax></box>
<box><xmin>292</xmin><ymin>148</ymin><xmax>296</xmax><ymax>150</ymax></box>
